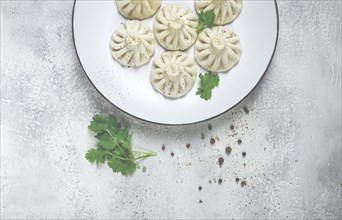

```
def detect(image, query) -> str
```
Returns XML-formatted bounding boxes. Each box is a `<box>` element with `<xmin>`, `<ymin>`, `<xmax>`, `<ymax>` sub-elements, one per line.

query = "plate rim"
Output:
<box><xmin>72</xmin><ymin>0</ymin><xmax>279</xmax><ymax>126</ymax></box>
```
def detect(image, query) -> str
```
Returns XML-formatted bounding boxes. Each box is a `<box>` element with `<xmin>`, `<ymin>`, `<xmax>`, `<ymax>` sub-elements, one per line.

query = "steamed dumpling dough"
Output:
<box><xmin>194</xmin><ymin>26</ymin><xmax>241</xmax><ymax>72</ymax></box>
<box><xmin>115</xmin><ymin>0</ymin><xmax>162</xmax><ymax>20</ymax></box>
<box><xmin>154</xmin><ymin>4</ymin><xmax>198</xmax><ymax>51</ymax></box>
<box><xmin>195</xmin><ymin>0</ymin><xmax>243</xmax><ymax>25</ymax></box>
<box><xmin>151</xmin><ymin>51</ymin><xmax>197</xmax><ymax>98</ymax></box>
<box><xmin>110</xmin><ymin>20</ymin><xmax>155</xmax><ymax>67</ymax></box>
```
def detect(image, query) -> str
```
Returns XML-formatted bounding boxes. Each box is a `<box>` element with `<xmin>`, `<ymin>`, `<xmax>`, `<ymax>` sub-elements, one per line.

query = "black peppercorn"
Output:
<box><xmin>225</xmin><ymin>146</ymin><xmax>232</xmax><ymax>155</ymax></box>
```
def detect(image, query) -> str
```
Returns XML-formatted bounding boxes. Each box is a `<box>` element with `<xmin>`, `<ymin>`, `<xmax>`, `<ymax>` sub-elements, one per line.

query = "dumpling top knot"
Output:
<box><xmin>169</xmin><ymin>17</ymin><xmax>185</xmax><ymax>30</ymax></box>
<box><xmin>125</xmin><ymin>33</ymin><xmax>141</xmax><ymax>49</ymax></box>
<box><xmin>212</xmin><ymin>36</ymin><xmax>226</xmax><ymax>50</ymax></box>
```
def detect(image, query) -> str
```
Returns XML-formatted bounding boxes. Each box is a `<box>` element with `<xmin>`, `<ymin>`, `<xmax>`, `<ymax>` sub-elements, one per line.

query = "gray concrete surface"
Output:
<box><xmin>1</xmin><ymin>1</ymin><xmax>341</xmax><ymax>219</ymax></box>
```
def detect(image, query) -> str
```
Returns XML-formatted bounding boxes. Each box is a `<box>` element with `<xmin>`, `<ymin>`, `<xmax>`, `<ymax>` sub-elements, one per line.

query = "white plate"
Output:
<box><xmin>72</xmin><ymin>0</ymin><xmax>278</xmax><ymax>125</ymax></box>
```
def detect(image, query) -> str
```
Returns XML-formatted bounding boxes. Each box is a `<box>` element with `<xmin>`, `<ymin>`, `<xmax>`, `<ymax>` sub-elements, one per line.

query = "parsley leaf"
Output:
<box><xmin>85</xmin><ymin>148</ymin><xmax>107</xmax><ymax>164</ymax></box>
<box><xmin>95</xmin><ymin>132</ymin><xmax>115</xmax><ymax>150</ymax></box>
<box><xmin>88</xmin><ymin>115</ymin><xmax>120</xmax><ymax>133</ymax></box>
<box><xmin>86</xmin><ymin>114</ymin><xmax>157</xmax><ymax>176</ymax></box>
<box><xmin>108</xmin><ymin>158</ymin><xmax>137</xmax><ymax>176</ymax></box>
<box><xmin>116</xmin><ymin>127</ymin><xmax>129</xmax><ymax>144</ymax></box>
<box><xmin>196</xmin><ymin>71</ymin><xmax>220</xmax><ymax>100</ymax></box>
<box><xmin>196</xmin><ymin>11</ymin><xmax>215</xmax><ymax>31</ymax></box>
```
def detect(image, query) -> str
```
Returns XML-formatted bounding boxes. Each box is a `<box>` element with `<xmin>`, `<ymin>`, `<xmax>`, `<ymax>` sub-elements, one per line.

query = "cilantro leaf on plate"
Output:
<box><xmin>196</xmin><ymin>10</ymin><xmax>215</xmax><ymax>31</ymax></box>
<box><xmin>196</xmin><ymin>71</ymin><xmax>220</xmax><ymax>101</ymax></box>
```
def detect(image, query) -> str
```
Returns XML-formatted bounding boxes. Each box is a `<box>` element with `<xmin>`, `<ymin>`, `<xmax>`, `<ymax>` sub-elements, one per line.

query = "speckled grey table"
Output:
<box><xmin>1</xmin><ymin>1</ymin><xmax>341</xmax><ymax>219</ymax></box>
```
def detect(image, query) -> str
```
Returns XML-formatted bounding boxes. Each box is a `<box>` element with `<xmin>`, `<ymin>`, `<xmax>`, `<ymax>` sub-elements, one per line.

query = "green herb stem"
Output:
<box><xmin>196</xmin><ymin>22</ymin><xmax>205</xmax><ymax>32</ymax></box>
<box><xmin>105</xmin><ymin>129</ymin><xmax>114</xmax><ymax>139</ymax></box>
<box><xmin>133</xmin><ymin>150</ymin><xmax>157</xmax><ymax>156</ymax></box>
<box><xmin>105</xmin><ymin>151</ymin><xmax>131</xmax><ymax>161</ymax></box>
<box><xmin>134</xmin><ymin>155</ymin><xmax>155</xmax><ymax>161</ymax></box>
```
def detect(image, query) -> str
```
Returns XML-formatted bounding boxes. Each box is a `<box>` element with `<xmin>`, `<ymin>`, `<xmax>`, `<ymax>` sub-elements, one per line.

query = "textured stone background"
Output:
<box><xmin>1</xmin><ymin>1</ymin><xmax>341</xmax><ymax>219</ymax></box>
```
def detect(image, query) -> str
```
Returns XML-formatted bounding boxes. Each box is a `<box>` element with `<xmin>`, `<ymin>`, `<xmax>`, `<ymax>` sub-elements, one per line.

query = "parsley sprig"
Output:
<box><xmin>85</xmin><ymin>114</ymin><xmax>156</xmax><ymax>175</ymax></box>
<box><xmin>196</xmin><ymin>71</ymin><xmax>220</xmax><ymax>101</ymax></box>
<box><xmin>196</xmin><ymin>10</ymin><xmax>215</xmax><ymax>31</ymax></box>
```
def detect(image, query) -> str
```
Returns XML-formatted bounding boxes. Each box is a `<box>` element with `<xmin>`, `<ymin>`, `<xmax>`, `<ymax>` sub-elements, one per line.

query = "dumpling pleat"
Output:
<box><xmin>179</xmin><ymin>31</ymin><xmax>189</xmax><ymax>49</ymax></box>
<box><xmin>121</xmin><ymin>50</ymin><xmax>134</xmax><ymax>65</ymax></box>
<box><xmin>172</xmin><ymin>80</ymin><xmax>180</xmax><ymax>96</ymax></box>
<box><xmin>140</xmin><ymin>1</ymin><xmax>152</xmax><ymax>13</ymax></box>
<box><xmin>229</xmin><ymin>43</ymin><xmax>242</xmax><ymax>54</ymax></box>
<box><xmin>112</xmin><ymin>47</ymin><xmax>128</xmax><ymax>59</ymax></box>
<box><xmin>198</xmin><ymin>34</ymin><xmax>212</xmax><ymax>44</ymax></box>
<box><xmin>221</xmin><ymin>51</ymin><xmax>230</xmax><ymax>69</ymax></box>
<box><xmin>197</xmin><ymin>48</ymin><xmax>211</xmax><ymax>59</ymax></box>
<box><xmin>156</xmin><ymin>16</ymin><xmax>169</xmax><ymax>27</ymax></box>
<box><xmin>228</xmin><ymin>47</ymin><xmax>239</xmax><ymax>62</ymax></box>
<box><xmin>165</xmin><ymin>32</ymin><xmax>176</xmax><ymax>49</ymax></box>
<box><xmin>211</xmin><ymin>54</ymin><xmax>223</xmax><ymax>71</ymax></box>
<box><xmin>156</xmin><ymin>30</ymin><xmax>170</xmax><ymax>41</ymax></box>
<box><xmin>171</xmin><ymin>33</ymin><xmax>180</xmax><ymax>50</ymax></box>
<box><xmin>134</xmin><ymin>48</ymin><xmax>142</xmax><ymax>66</ymax></box>
<box><xmin>156</xmin><ymin>78</ymin><xmax>167</xmax><ymax>90</ymax></box>
<box><xmin>110</xmin><ymin>41</ymin><xmax>125</xmax><ymax>50</ymax></box>
<box><xmin>122</xmin><ymin>3</ymin><xmax>136</xmax><ymax>17</ymax></box>
<box><xmin>205</xmin><ymin>3</ymin><xmax>216</xmax><ymax>12</ymax></box>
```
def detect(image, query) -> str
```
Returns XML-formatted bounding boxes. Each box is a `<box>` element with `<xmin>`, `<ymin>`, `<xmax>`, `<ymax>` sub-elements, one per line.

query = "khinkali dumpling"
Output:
<box><xmin>195</xmin><ymin>0</ymin><xmax>243</xmax><ymax>25</ymax></box>
<box><xmin>154</xmin><ymin>4</ymin><xmax>198</xmax><ymax>51</ymax></box>
<box><xmin>110</xmin><ymin>20</ymin><xmax>156</xmax><ymax>67</ymax></box>
<box><xmin>194</xmin><ymin>26</ymin><xmax>241</xmax><ymax>72</ymax></box>
<box><xmin>150</xmin><ymin>51</ymin><xmax>197</xmax><ymax>98</ymax></box>
<box><xmin>115</xmin><ymin>0</ymin><xmax>162</xmax><ymax>20</ymax></box>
